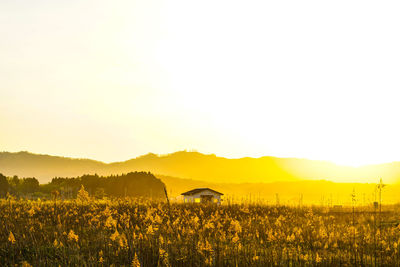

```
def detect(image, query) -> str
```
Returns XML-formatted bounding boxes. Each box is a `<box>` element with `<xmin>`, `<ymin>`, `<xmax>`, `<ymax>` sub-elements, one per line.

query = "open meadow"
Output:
<box><xmin>1</xmin><ymin>197</ymin><xmax>400</xmax><ymax>266</ymax></box>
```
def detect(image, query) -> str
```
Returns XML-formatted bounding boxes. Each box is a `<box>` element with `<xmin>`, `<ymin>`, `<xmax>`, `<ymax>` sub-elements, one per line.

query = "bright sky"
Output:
<box><xmin>1</xmin><ymin>0</ymin><xmax>400</xmax><ymax>166</ymax></box>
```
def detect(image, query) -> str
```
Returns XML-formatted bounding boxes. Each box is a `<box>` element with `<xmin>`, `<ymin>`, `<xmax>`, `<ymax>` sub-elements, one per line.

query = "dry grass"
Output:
<box><xmin>1</xmin><ymin>197</ymin><xmax>400</xmax><ymax>266</ymax></box>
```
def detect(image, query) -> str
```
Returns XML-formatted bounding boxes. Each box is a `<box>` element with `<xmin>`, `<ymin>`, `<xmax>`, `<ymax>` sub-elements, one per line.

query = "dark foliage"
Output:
<box><xmin>0</xmin><ymin>172</ymin><xmax>166</xmax><ymax>199</ymax></box>
<box><xmin>0</xmin><ymin>173</ymin><xmax>8</xmax><ymax>197</ymax></box>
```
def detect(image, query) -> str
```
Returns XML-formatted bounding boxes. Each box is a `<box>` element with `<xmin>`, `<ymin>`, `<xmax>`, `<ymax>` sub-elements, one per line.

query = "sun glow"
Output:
<box><xmin>1</xmin><ymin>0</ymin><xmax>400</xmax><ymax>169</ymax></box>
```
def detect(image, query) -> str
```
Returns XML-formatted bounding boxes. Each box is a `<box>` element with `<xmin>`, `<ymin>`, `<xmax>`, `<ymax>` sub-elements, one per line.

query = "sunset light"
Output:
<box><xmin>2</xmin><ymin>0</ymin><xmax>400</xmax><ymax>168</ymax></box>
<box><xmin>2</xmin><ymin>1</ymin><xmax>400</xmax><ymax>265</ymax></box>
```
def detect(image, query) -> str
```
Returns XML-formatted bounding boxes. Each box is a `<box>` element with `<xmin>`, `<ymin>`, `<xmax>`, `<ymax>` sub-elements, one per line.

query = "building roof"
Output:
<box><xmin>181</xmin><ymin>188</ymin><xmax>223</xmax><ymax>196</ymax></box>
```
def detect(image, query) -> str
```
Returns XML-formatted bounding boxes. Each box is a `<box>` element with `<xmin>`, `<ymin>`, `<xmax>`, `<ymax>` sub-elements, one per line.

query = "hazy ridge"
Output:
<box><xmin>2</xmin><ymin>151</ymin><xmax>400</xmax><ymax>203</ymax></box>
<box><xmin>1</xmin><ymin>151</ymin><xmax>400</xmax><ymax>184</ymax></box>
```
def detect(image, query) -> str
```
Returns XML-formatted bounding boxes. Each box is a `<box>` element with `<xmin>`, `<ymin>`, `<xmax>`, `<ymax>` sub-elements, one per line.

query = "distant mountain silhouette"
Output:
<box><xmin>0</xmin><ymin>152</ymin><xmax>106</xmax><ymax>182</ymax></box>
<box><xmin>1</xmin><ymin>151</ymin><xmax>400</xmax><ymax>184</ymax></box>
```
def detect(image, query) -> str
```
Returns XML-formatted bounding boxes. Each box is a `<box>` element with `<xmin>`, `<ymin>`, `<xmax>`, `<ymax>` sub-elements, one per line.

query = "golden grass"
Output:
<box><xmin>1</xmin><ymin>197</ymin><xmax>400</xmax><ymax>266</ymax></box>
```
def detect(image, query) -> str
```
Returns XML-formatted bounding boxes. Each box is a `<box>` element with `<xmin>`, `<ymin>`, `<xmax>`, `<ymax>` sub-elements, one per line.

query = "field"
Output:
<box><xmin>1</xmin><ymin>197</ymin><xmax>400</xmax><ymax>266</ymax></box>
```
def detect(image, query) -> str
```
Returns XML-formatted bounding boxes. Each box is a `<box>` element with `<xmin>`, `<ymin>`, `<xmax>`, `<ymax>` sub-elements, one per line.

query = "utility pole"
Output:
<box><xmin>352</xmin><ymin>188</ymin><xmax>356</xmax><ymax>265</ymax></box>
<box><xmin>378</xmin><ymin>178</ymin><xmax>385</xmax><ymax>266</ymax></box>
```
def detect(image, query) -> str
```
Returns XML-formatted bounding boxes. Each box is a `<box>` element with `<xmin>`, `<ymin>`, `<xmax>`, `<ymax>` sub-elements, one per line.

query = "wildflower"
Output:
<box><xmin>8</xmin><ymin>231</ymin><xmax>16</xmax><ymax>244</ymax></box>
<box><xmin>232</xmin><ymin>232</ymin><xmax>240</xmax><ymax>243</ymax></box>
<box><xmin>204</xmin><ymin>240</ymin><xmax>213</xmax><ymax>252</ymax></box>
<box><xmin>287</xmin><ymin>233</ymin><xmax>295</xmax><ymax>242</ymax></box>
<box><xmin>275</xmin><ymin>217</ymin><xmax>282</xmax><ymax>227</ymax></box>
<box><xmin>105</xmin><ymin>216</ymin><xmax>117</xmax><ymax>229</ymax></box>
<box><xmin>158</xmin><ymin>247</ymin><xmax>170</xmax><ymax>267</ymax></box>
<box><xmin>319</xmin><ymin>227</ymin><xmax>328</xmax><ymax>239</ymax></box>
<box><xmin>204</xmin><ymin>221</ymin><xmax>215</xmax><ymax>230</ymax></box>
<box><xmin>252</xmin><ymin>253</ymin><xmax>259</xmax><ymax>261</ymax></box>
<box><xmin>27</xmin><ymin>207</ymin><xmax>35</xmax><ymax>216</ymax></box>
<box><xmin>198</xmin><ymin>240</ymin><xmax>213</xmax><ymax>253</ymax></box>
<box><xmin>146</xmin><ymin>225</ymin><xmax>155</xmax><ymax>235</ymax></box>
<box><xmin>119</xmin><ymin>233</ymin><xmax>128</xmax><ymax>249</ymax></box>
<box><xmin>230</xmin><ymin>220</ymin><xmax>242</xmax><ymax>233</ymax></box>
<box><xmin>193</xmin><ymin>215</ymin><xmax>200</xmax><ymax>225</ymax></box>
<box><xmin>267</xmin><ymin>230</ymin><xmax>275</xmax><ymax>241</ymax></box>
<box><xmin>241</xmin><ymin>206</ymin><xmax>250</xmax><ymax>214</ymax></box>
<box><xmin>102</xmin><ymin>206</ymin><xmax>112</xmax><ymax>217</ymax></box>
<box><xmin>67</xmin><ymin>230</ymin><xmax>79</xmax><ymax>242</ymax></box>
<box><xmin>99</xmin><ymin>250</ymin><xmax>104</xmax><ymax>263</ymax></box>
<box><xmin>159</xmin><ymin>247</ymin><xmax>166</xmax><ymax>256</ymax></box>
<box><xmin>132</xmin><ymin>253</ymin><xmax>140</xmax><ymax>267</ymax></box>
<box><xmin>77</xmin><ymin>185</ymin><xmax>90</xmax><ymax>202</ymax></box>
<box><xmin>110</xmin><ymin>229</ymin><xmax>120</xmax><ymax>241</ymax></box>
<box><xmin>205</xmin><ymin>256</ymin><xmax>213</xmax><ymax>266</ymax></box>
<box><xmin>154</xmin><ymin>214</ymin><xmax>163</xmax><ymax>224</ymax></box>
<box><xmin>315</xmin><ymin>253</ymin><xmax>322</xmax><ymax>263</ymax></box>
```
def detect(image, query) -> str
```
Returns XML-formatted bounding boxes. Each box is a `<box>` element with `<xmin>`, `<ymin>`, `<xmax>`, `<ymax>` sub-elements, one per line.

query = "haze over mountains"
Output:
<box><xmin>1</xmin><ymin>151</ymin><xmax>400</xmax><ymax>184</ymax></box>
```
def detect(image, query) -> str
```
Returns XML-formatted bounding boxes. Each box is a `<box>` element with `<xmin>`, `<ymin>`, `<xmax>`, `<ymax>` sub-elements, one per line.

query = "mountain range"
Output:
<box><xmin>1</xmin><ymin>151</ymin><xmax>399</xmax><ymax>184</ymax></box>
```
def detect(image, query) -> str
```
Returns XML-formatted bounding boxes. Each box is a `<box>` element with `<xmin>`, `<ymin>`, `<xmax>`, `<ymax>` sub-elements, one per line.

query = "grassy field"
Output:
<box><xmin>1</xmin><ymin>197</ymin><xmax>400</xmax><ymax>266</ymax></box>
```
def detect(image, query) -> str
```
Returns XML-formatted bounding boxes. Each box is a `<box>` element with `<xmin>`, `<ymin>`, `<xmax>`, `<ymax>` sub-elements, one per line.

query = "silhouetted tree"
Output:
<box><xmin>94</xmin><ymin>188</ymin><xmax>105</xmax><ymax>199</ymax></box>
<box><xmin>18</xmin><ymin>178</ymin><xmax>39</xmax><ymax>194</ymax></box>
<box><xmin>0</xmin><ymin>171</ymin><xmax>165</xmax><ymax>199</ymax></box>
<box><xmin>0</xmin><ymin>173</ymin><xmax>9</xmax><ymax>197</ymax></box>
<box><xmin>11</xmin><ymin>176</ymin><xmax>19</xmax><ymax>187</ymax></box>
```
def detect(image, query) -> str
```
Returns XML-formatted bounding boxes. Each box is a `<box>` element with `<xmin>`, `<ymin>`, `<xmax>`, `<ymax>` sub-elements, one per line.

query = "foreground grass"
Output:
<box><xmin>1</xmin><ymin>198</ymin><xmax>400</xmax><ymax>266</ymax></box>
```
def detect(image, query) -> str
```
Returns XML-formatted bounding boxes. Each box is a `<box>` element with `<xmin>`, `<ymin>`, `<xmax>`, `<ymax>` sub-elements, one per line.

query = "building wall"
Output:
<box><xmin>183</xmin><ymin>189</ymin><xmax>222</xmax><ymax>203</ymax></box>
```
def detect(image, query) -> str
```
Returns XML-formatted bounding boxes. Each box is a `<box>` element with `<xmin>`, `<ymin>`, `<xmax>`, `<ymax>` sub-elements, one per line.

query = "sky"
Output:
<box><xmin>1</xmin><ymin>0</ymin><xmax>400</xmax><ymax>166</ymax></box>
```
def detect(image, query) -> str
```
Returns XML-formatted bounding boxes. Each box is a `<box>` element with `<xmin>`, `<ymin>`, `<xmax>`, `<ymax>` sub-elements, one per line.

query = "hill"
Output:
<box><xmin>0</xmin><ymin>151</ymin><xmax>107</xmax><ymax>181</ymax></box>
<box><xmin>1</xmin><ymin>151</ymin><xmax>400</xmax><ymax>184</ymax></box>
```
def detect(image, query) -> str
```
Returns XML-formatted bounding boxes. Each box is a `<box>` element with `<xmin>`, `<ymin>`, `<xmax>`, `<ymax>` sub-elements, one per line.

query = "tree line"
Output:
<box><xmin>0</xmin><ymin>172</ymin><xmax>166</xmax><ymax>199</ymax></box>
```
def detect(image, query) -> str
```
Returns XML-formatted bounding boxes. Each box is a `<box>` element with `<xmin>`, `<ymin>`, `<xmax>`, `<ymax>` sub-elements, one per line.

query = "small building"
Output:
<box><xmin>181</xmin><ymin>188</ymin><xmax>223</xmax><ymax>204</ymax></box>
